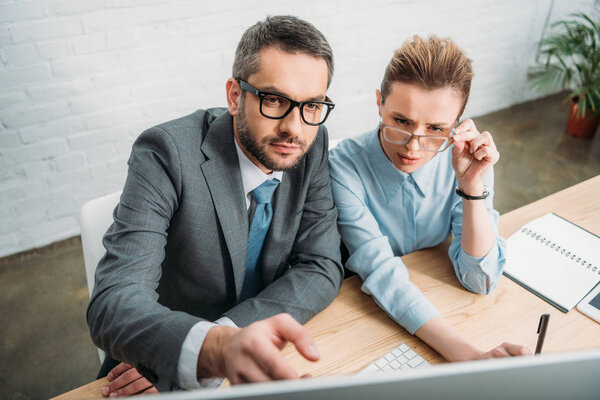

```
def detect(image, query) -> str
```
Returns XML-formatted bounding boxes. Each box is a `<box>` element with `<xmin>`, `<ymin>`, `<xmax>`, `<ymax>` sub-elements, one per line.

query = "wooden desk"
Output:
<box><xmin>53</xmin><ymin>175</ymin><xmax>600</xmax><ymax>399</ymax></box>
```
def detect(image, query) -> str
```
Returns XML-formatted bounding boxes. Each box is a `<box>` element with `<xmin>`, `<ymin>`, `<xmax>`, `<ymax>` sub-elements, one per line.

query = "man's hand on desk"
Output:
<box><xmin>197</xmin><ymin>313</ymin><xmax>319</xmax><ymax>384</ymax></box>
<box><xmin>101</xmin><ymin>362</ymin><xmax>158</xmax><ymax>397</ymax></box>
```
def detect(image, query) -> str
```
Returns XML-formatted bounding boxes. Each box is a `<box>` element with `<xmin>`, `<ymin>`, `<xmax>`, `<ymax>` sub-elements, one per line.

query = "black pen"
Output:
<box><xmin>535</xmin><ymin>314</ymin><xmax>550</xmax><ymax>355</ymax></box>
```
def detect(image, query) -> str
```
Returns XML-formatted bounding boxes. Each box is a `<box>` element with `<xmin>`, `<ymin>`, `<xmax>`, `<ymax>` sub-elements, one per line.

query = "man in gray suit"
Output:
<box><xmin>87</xmin><ymin>15</ymin><xmax>343</xmax><ymax>395</ymax></box>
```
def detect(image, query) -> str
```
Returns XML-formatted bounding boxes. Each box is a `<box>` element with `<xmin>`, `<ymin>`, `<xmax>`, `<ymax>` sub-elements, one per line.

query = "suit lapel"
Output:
<box><xmin>200</xmin><ymin>113</ymin><xmax>248</xmax><ymax>300</ymax></box>
<box><xmin>262</xmin><ymin>159</ymin><xmax>305</xmax><ymax>284</ymax></box>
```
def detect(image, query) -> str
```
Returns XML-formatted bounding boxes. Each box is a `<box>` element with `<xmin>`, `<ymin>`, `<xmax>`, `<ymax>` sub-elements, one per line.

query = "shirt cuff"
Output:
<box><xmin>176</xmin><ymin>317</ymin><xmax>239</xmax><ymax>389</ymax></box>
<box><xmin>397</xmin><ymin>298</ymin><xmax>441</xmax><ymax>335</ymax></box>
<box><xmin>458</xmin><ymin>242</ymin><xmax>502</xmax><ymax>294</ymax></box>
<box><xmin>216</xmin><ymin>316</ymin><xmax>238</xmax><ymax>328</ymax></box>
<box><xmin>356</xmin><ymin>252</ymin><xmax>441</xmax><ymax>335</ymax></box>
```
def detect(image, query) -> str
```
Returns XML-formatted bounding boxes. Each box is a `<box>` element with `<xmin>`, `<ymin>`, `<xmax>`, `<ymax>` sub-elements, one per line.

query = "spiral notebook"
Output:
<box><xmin>503</xmin><ymin>213</ymin><xmax>600</xmax><ymax>312</ymax></box>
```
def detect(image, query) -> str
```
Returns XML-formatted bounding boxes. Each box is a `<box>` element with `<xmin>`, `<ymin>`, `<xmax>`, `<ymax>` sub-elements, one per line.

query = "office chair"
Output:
<box><xmin>329</xmin><ymin>138</ymin><xmax>341</xmax><ymax>149</ymax></box>
<box><xmin>79</xmin><ymin>190</ymin><xmax>122</xmax><ymax>363</ymax></box>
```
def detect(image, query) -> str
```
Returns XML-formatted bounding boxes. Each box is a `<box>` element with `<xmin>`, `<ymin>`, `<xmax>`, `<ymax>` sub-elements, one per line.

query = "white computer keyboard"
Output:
<box><xmin>356</xmin><ymin>343</ymin><xmax>430</xmax><ymax>375</ymax></box>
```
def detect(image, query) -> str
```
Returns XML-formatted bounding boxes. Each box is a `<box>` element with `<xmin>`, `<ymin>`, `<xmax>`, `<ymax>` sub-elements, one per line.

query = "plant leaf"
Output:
<box><xmin>532</xmin><ymin>11</ymin><xmax>600</xmax><ymax>117</ymax></box>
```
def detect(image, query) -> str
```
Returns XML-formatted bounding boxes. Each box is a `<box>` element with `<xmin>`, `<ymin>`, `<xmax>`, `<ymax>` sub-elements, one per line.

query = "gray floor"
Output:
<box><xmin>1</xmin><ymin>92</ymin><xmax>599</xmax><ymax>399</ymax></box>
<box><xmin>478</xmin><ymin>93</ymin><xmax>600</xmax><ymax>213</ymax></box>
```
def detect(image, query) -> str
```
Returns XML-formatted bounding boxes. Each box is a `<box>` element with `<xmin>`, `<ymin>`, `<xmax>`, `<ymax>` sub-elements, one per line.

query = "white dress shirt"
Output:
<box><xmin>176</xmin><ymin>139</ymin><xmax>283</xmax><ymax>389</ymax></box>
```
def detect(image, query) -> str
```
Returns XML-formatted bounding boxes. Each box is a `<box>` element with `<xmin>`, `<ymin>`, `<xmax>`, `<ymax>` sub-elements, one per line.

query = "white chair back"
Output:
<box><xmin>329</xmin><ymin>138</ymin><xmax>342</xmax><ymax>149</ymax></box>
<box><xmin>79</xmin><ymin>190</ymin><xmax>121</xmax><ymax>363</ymax></box>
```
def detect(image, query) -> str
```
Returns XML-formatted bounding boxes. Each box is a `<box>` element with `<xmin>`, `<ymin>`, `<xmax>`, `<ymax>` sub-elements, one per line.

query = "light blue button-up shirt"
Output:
<box><xmin>328</xmin><ymin>128</ymin><xmax>506</xmax><ymax>335</ymax></box>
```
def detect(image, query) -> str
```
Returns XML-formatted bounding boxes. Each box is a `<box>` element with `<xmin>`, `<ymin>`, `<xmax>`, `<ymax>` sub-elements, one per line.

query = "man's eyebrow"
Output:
<box><xmin>259</xmin><ymin>85</ymin><xmax>327</xmax><ymax>102</ymax></box>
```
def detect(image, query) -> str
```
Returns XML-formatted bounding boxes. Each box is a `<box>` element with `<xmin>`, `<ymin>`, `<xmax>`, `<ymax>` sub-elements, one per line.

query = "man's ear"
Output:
<box><xmin>376</xmin><ymin>89</ymin><xmax>383</xmax><ymax>117</ymax></box>
<box><xmin>226</xmin><ymin>78</ymin><xmax>242</xmax><ymax>116</ymax></box>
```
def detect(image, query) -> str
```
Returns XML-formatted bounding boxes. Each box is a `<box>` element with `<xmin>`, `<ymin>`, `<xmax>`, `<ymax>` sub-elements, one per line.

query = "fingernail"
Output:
<box><xmin>307</xmin><ymin>344</ymin><xmax>320</xmax><ymax>358</ymax></box>
<box><xmin>102</xmin><ymin>386</ymin><xmax>109</xmax><ymax>396</ymax></box>
<box><xmin>109</xmin><ymin>392</ymin><xmax>117</xmax><ymax>398</ymax></box>
<box><xmin>108</xmin><ymin>372</ymin><xmax>113</xmax><ymax>380</ymax></box>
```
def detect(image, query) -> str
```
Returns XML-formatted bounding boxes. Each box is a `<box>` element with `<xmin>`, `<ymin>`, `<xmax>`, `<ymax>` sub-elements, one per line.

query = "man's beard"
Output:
<box><xmin>236</xmin><ymin>99</ymin><xmax>314</xmax><ymax>171</ymax></box>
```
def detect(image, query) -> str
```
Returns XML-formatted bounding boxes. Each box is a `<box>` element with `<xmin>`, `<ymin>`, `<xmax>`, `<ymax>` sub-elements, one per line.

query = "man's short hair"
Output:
<box><xmin>381</xmin><ymin>35</ymin><xmax>474</xmax><ymax>117</ymax></box>
<box><xmin>233</xmin><ymin>15</ymin><xmax>334</xmax><ymax>87</ymax></box>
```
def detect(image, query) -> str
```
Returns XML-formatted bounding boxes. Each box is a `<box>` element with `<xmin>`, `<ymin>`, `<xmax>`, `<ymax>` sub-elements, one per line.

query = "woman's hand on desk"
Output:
<box><xmin>101</xmin><ymin>362</ymin><xmax>158</xmax><ymax>397</ymax></box>
<box><xmin>475</xmin><ymin>342</ymin><xmax>532</xmax><ymax>359</ymax></box>
<box><xmin>415</xmin><ymin>317</ymin><xmax>532</xmax><ymax>362</ymax></box>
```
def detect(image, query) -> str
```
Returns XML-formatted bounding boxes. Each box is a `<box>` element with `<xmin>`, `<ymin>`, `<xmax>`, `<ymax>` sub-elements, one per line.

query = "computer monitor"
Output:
<box><xmin>159</xmin><ymin>349</ymin><xmax>600</xmax><ymax>400</ymax></box>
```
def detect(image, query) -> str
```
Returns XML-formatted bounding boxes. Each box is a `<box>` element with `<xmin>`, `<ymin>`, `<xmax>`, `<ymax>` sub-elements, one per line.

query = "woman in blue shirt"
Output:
<box><xmin>329</xmin><ymin>35</ymin><xmax>530</xmax><ymax>361</ymax></box>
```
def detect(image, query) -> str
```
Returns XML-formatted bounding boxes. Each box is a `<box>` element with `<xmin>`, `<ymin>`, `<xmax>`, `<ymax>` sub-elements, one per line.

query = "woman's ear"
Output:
<box><xmin>226</xmin><ymin>78</ymin><xmax>242</xmax><ymax>116</ymax></box>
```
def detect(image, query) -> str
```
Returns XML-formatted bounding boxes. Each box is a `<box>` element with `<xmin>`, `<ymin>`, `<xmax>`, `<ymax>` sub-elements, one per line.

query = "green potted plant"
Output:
<box><xmin>532</xmin><ymin>12</ymin><xmax>600</xmax><ymax>138</ymax></box>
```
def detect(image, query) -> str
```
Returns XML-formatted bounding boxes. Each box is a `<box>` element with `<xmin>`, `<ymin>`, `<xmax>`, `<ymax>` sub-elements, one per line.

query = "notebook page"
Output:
<box><xmin>504</xmin><ymin>213</ymin><xmax>600</xmax><ymax>311</ymax></box>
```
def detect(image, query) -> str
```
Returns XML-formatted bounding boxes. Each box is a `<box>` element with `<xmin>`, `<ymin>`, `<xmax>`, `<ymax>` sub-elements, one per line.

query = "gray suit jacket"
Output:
<box><xmin>87</xmin><ymin>108</ymin><xmax>343</xmax><ymax>391</ymax></box>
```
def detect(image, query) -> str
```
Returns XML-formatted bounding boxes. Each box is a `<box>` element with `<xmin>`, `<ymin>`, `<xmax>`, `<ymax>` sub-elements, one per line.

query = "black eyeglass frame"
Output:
<box><xmin>237</xmin><ymin>79</ymin><xmax>335</xmax><ymax>126</ymax></box>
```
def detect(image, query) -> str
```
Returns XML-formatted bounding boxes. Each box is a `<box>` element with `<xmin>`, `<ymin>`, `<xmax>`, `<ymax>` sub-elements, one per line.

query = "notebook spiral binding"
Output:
<box><xmin>521</xmin><ymin>227</ymin><xmax>599</xmax><ymax>274</ymax></box>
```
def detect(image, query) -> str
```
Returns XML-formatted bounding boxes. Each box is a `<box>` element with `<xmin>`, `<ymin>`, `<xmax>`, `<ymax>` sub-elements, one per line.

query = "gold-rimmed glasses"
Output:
<box><xmin>379</xmin><ymin>120</ymin><xmax>455</xmax><ymax>152</ymax></box>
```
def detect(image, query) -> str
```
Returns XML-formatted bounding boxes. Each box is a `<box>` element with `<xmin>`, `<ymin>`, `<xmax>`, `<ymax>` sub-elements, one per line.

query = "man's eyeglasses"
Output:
<box><xmin>237</xmin><ymin>79</ymin><xmax>335</xmax><ymax>126</ymax></box>
<box><xmin>379</xmin><ymin>120</ymin><xmax>455</xmax><ymax>153</ymax></box>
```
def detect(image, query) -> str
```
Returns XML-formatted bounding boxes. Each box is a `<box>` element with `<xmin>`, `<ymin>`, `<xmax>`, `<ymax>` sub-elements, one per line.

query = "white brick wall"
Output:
<box><xmin>0</xmin><ymin>0</ymin><xmax>597</xmax><ymax>257</ymax></box>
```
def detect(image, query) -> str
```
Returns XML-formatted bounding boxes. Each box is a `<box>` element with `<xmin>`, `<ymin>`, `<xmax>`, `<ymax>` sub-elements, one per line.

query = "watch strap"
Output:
<box><xmin>455</xmin><ymin>185</ymin><xmax>489</xmax><ymax>200</ymax></box>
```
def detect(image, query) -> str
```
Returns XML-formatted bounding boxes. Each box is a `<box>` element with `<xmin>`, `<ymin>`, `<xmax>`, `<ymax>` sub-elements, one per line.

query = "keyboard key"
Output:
<box><xmin>357</xmin><ymin>364</ymin><xmax>380</xmax><ymax>375</ymax></box>
<box><xmin>357</xmin><ymin>343</ymin><xmax>430</xmax><ymax>376</ymax></box>
<box><xmin>375</xmin><ymin>358</ymin><xmax>388</xmax><ymax>368</ymax></box>
<box><xmin>408</xmin><ymin>355</ymin><xmax>425</xmax><ymax>368</ymax></box>
<box><xmin>405</xmin><ymin>349</ymin><xmax>417</xmax><ymax>359</ymax></box>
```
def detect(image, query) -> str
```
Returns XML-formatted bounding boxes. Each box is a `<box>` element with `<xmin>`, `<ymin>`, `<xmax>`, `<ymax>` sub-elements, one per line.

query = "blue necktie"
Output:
<box><xmin>240</xmin><ymin>178</ymin><xmax>280</xmax><ymax>301</ymax></box>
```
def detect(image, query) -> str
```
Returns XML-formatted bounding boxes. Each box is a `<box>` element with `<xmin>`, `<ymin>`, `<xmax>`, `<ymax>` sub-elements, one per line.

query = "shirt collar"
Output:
<box><xmin>234</xmin><ymin>139</ymin><xmax>283</xmax><ymax>210</ymax></box>
<box><xmin>367</xmin><ymin>127</ymin><xmax>438</xmax><ymax>200</ymax></box>
<box><xmin>411</xmin><ymin>155</ymin><xmax>438</xmax><ymax>197</ymax></box>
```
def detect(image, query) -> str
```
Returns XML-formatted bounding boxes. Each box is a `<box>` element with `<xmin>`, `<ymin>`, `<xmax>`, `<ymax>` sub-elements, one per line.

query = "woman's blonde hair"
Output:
<box><xmin>380</xmin><ymin>35</ymin><xmax>474</xmax><ymax>117</ymax></box>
